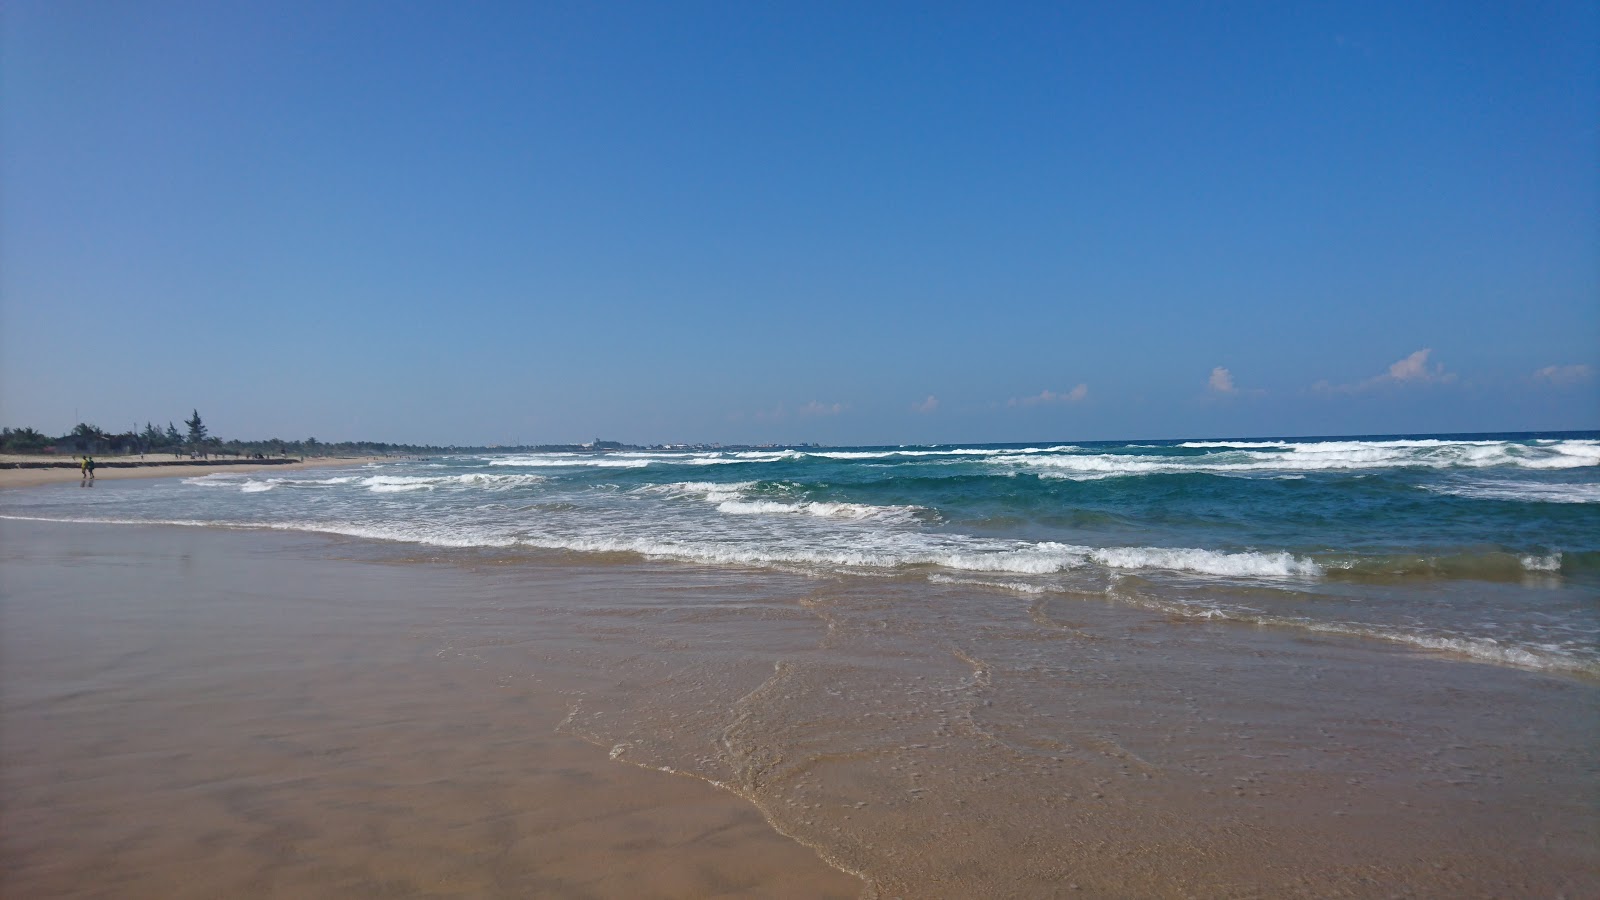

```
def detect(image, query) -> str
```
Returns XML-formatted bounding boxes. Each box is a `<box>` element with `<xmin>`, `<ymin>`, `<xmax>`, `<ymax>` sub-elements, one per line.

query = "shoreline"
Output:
<box><xmin>1</xmin><ymin>515</ymin><xmax>1594</xmax><ymax>896</ymax></box>
<box><xmin>0</xmin><ymin>455</ymin><xmax>390</xmax><ymax>489</ymax></box>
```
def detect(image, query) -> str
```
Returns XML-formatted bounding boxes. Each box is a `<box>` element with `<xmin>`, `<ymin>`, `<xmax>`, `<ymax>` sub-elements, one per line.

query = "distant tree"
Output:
<box><xmin>142</xmin><ymin>422</ymin><xmax>164</xmax><ymax>446</ymax></box>
<box><xmin>67</xmin><ymin>423</ymin><xmax>108</xmax><ymax>452</ymax></box>
<box><xmin>304</xmin><ymin>436</ymin><xmax>320</xmax><ymax>456</ymax></box>
<box><xmin>185</xmin><ymin>410</ymin><xmax>208</xmax><ymax>446</ymax></box>
<box><xmin>2</xmin><ymin>427</ymin><xmax>51</xmax><ymax>453</ymax></box>
<box><xmin>165</xmin><ymin>422</ymin><xmax>182</xmax><ymax>445</ymax></box>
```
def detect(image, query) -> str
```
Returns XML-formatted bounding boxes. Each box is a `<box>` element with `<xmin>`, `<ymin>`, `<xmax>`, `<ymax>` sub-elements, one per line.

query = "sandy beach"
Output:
<box><xmin>0</xmin><ymin>520</ymin><xmax>860</xmax><ymax>898</ymax></box>
<box><xmin>0</xmin><ymin>456</ymin><xmax>390</xmax><ymax>489</ymax></box>
<box><xmin>2</xmin><ymin>511</ymin><xmax>1595</xmax><ymax>897</ymax></box>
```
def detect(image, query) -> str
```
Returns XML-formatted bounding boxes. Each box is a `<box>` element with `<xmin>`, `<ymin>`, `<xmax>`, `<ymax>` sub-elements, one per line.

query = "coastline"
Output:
<box><xmin>2</xmin><ymin>513</ymin><xmax>1595</xmax><ymax>896</ymax></box>
<box><xmin>0</xmin><ymin>455</ymin><xmax>389</xmax><ymax>489</ymax></box>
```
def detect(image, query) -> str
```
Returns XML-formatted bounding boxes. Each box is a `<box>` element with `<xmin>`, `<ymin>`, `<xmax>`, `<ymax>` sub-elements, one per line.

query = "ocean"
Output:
<box><xmin>5</xmin><ymin>431</ymin><xmax>1596</xmax><ymax>677</ymax></box>
<box><xmin>4</xmin><ymin>430</ymin><xmax>1598</xmax><ymax>894</ymax></box>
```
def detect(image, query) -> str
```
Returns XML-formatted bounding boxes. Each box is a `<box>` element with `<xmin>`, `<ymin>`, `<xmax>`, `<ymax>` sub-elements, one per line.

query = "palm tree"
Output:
<box><xmin>69</xmin><ymin>423</ymin><xmax>106</xmax><ymax>453</ymax></box>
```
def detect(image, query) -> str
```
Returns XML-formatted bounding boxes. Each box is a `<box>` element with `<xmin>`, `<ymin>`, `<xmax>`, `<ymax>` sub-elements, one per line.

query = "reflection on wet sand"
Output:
<box><xmin>520</xmin><ymin>571</ymin><xmax>1599</xmax><ymax>897</ymax></box>
<box><xmin>3</xmin><ymin>520</ymin><xmax>1596</xmax><ymax>897</ymax></box>
<box><xmin>0</xmin><ymin>522</ymin><xmax>858</xmax><ymax>898</ymax></box>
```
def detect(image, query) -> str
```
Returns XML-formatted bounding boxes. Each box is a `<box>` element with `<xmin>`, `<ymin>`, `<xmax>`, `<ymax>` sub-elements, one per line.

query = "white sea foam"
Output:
<box><xmin>1520</xmin><ymin>553</ymin><xmax>1562</xmax><ymax>572</ymax></box>
<box><xmin>1008</xmin><ymin>438</ymin><xmax>1600</xmax><ymax>479</ymax></box>
<box><xmin>1178</xmin><ymin>440</ymin><xmax>1295</xmax><ymax>449</ymax></box>
<box><xmin>715</xmin><ymin>498</ymin><xmax>929</xmax><ymax>524</ymax></box>
<box><xmin>277</xmin><ymin>520</ymin><xmax>521</xmax><ymax>547</ymax></box>
<box><xmin>1182</xmin><ymin>438</ymin><xmax>1503</xmax><ymax>450</ymax></box>
<box><xmin>359</xmin><ymin>473</ymin><xmax>548</xmax><ymax>493</ymax></box>
<box><xmin>0</xmin><ymin>501</ymin><xmax>1325</xmax><ymax>582</ymax></box>
<box><xmin>183</xmin><ymin>473</ymin><xmax>251</xmax><ymax>486</ymax></box>
<box><xmin>472</xmin><ymin>439</ymin><xmax>1600</xmax><ymax>480</ymax></box>
<box><xmin>1265</xmin><ymin>617</ymin><xmax>1592</xmax><ymax>676</ymax></box>
<box><xmin>487</xmin><ymin>446</ymin><xmax>1083</xmax><ymax>466</ymax></box>
<box><xmin>1089</xmin><ymin>546</ymin><xmax>1322</xmax><ymax>578</ymax></box>
<box><xmin>634</xmin><ymin>480</ymin><xmax>759</xmax><ymax>503</ymax></box>
<box><xmin>632</xmin><ymin>480</ymin><xmax>928</xmax><ymax>523</ymax></box>
<box><xmin>484</xmin><ymin>529</ymin><xmax>1321</xmax><ymax>581</ymax></box>
<box><xmin>488</xmin><ymin>454</ymin><xmax>652</xmax><ymax>468</ymax></box>
<box><xmin>1425</xmin><ymin>480</ymin><xmax>1600</xmax><ymax>504</ymax></box>
<box><xmin>183</xmin><ymin>473</ymin><xmax>361</xmax><ymax>491</ymax></box>
<box><xmin>926</xmin><ymin>573</ymin><xmax>1050</xmax><ymax>594</ymax></box>
<box><xmin>805</xmin><ymin>446</ymin><xmax>1076</xmax><ymax>460</ymax></box>
<box><xmin>1095</xmin><ymin>586</ymin><xmax>1597</xmax><ymax>676</ymax></box>
<box><xmin>363</xmin><ymin>477</ymin><xmax>436</xmax><ymax>493</ymax></box>
<box><xmin>511</xmin><ymin>533</ymin><xmax>922</xmax><ymax>569</ymax></box>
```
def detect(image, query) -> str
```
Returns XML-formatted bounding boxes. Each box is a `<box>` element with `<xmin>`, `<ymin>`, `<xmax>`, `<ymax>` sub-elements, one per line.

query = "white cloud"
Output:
<box><xmin>1008</xmin><ymin>384</ymin><xmax>1088</xmax><ymax>408</ymax></box>
<box><xmin>1385</xmin><ymin>348</ymin><xmax>1447</xmax><ymax>382</ymax></box>
<box><xmin>1533</xmin><ymin>364</ymin><xmax>1593</xmax><ymax>386</ymax></box>
<box><xmin>1316</xmin><ymin>348</ymin><xmax>1455</xmax><ymax>394</ymax></box>
<box><xmin>1208</xmin><ymin>367</ymin><xmax>1236</xmax><ymax>394</ymax></box>
<box><xmin>911</xmin><ymin>395</ymin><xmax>939</xmax><ymax>413</ymax></box>
<box><xmin>798</xmin><ymin>400</ymin><xmax>845</xmax><ymax>417</ymax></box>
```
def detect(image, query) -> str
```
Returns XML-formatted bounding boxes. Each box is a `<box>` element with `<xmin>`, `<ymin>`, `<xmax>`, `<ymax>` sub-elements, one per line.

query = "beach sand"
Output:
<box><xmin>0</xmin><ymin>521</ymin><xmax>860</xmax><ymax>898</ymax></box>
<box><xmin>2</xmin><ymin>517</ymin><xmax>1595</xmax><ymax>897</ymax></box>
<box><xmin>0</xmin><ymin>456</ymin><xmax>388</xmax><ymax>489</ymax></box>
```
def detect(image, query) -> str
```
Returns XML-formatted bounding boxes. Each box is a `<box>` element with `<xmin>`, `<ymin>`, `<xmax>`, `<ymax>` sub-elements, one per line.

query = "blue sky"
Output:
<box><xmin>3</xmin><ymin>1</ymin><xmax>1595</xmax><ymax>445</ymax></box>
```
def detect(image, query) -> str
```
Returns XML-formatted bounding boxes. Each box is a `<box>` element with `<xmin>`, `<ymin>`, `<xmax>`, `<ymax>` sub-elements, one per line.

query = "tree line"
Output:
<box><xmin>1</xmin><ymin>410</ymin><xmax>463</xmax><ymax>458</ymax></box>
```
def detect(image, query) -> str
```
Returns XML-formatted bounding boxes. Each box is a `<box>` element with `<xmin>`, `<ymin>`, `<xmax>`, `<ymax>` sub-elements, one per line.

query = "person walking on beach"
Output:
<box><xmin>85</xmin><ymin>456</ymin><xmax>95</xmax><ymax>481</ymax></box>
<box><xmin>78</xmin><ymin>456</ymin><xmax>88</xmax><ymax>478</ymax></box>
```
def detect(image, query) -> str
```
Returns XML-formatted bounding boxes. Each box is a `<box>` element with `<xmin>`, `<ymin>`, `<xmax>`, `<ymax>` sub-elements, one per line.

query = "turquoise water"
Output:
<box><xmin>6</xmin><ymin>431</ymin><xmax>1597</xmax><ymax>676</ymax></box>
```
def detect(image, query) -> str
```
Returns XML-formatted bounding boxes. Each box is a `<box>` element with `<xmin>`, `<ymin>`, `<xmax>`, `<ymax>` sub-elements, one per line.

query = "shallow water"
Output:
<box><xmin>449</xmin><ymin>554</ymin><xmax>1598</xmax><ymax>896</ymax></box>
<box><xmin>5</xmin><ymin>431</ymin><xmax>1597</xmax><ymax>677</ymax></box>
<box><xmin>3</xmin><ymin>519</ymin><xmax>1596</xmax><ymax>897</ymax></box>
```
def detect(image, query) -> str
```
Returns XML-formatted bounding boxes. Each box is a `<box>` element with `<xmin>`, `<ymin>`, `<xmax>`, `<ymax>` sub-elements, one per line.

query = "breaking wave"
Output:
<box><xmin>183</xmin><ymin>472</ymin><xmax>546</xmax><ymax>493</ymax></box>
<box><xmin>714</xmin><ymin>498</ymin><xmax>931</xmax><ymax>524</ymax></box>
<box><xmin>183</xmin><ymin>473</ymin><xmax>360</xmax><ymax>491</ymax></box>
<box><xmin>7</xmin><ymin>430</ymin><xmax>1594</xmax><ymax>680</ymax></box>
<box><xmin>1007</xmin><ymin>438</ymin><xmax>1600</xmax><ymax>480</ymax></box>
<box><xmin>359</xmin><ymin>473</ymin><xmax>547</xmax><ymax>493</ymax></box>
<box><xmin>1425</xmin><ymin>480</ymin><xmax>1600</xmax><ymax>504</ymax></box>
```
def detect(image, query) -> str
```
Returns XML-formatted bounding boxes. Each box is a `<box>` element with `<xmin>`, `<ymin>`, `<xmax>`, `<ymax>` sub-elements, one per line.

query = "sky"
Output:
<box><xmin>3</xmin><ymin>1</ymin><xmax>1596</xmax><ymax>446</ymax></box>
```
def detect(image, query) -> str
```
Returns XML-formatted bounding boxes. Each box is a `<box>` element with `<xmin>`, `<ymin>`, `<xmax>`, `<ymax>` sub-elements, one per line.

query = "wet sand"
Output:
<box><xmin>3</xmin><ymin>518</ymin><xmax>1596</xmax><ymax>897</ymax></box>
<box><xmin>0</xmin><ymin>521</ymin><xmax>860</xmax><ymax>898</ymax></box>
<box><xmin>0</xmin><ymin>457</ymin><xmax>388</xmax><ymax>490</ymax></box>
